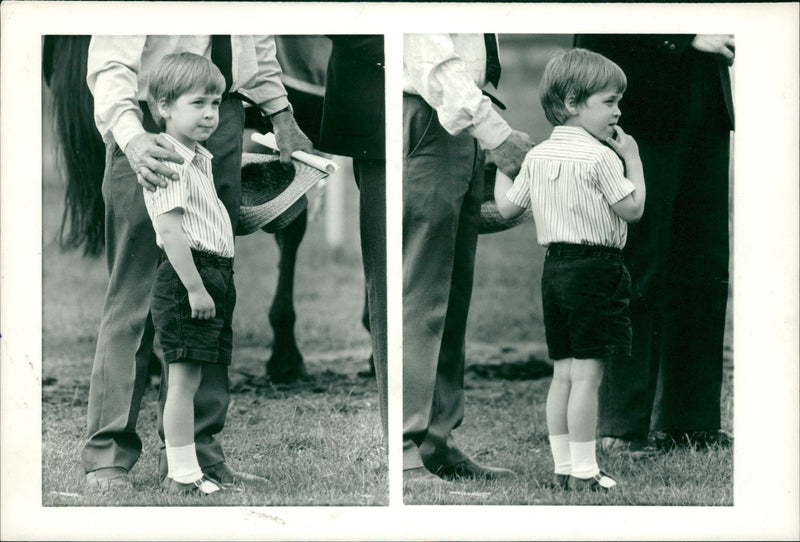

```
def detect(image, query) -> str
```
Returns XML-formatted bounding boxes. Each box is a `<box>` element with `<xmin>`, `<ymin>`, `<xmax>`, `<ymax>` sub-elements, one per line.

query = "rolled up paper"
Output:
<box><xmin>251</xmin><ymin>132</ymin><xmax>338</xmax><ymax>174</ymax></box>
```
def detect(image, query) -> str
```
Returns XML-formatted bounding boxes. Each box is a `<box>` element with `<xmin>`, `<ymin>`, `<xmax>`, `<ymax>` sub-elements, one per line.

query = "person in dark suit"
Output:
<box><xmin>573</xmin><ymin>34</ymin><xmax>735</xmax><ymax>454</ymax></box>
<box><xmin>318</xmin><ymin>35</ymin><xmax>387</xmax><ymax>436</ymax></box>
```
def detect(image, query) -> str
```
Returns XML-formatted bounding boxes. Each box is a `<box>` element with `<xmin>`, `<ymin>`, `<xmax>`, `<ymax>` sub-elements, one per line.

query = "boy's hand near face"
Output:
<box><xmin>606</xmin><ymin>125</ymin><xmax>647</xmax><ymax>223</ymax></box>
<box><xmin>605</xmin><ymin>125</ymin><xmax>640</xmax><ymax>164</ymax></box>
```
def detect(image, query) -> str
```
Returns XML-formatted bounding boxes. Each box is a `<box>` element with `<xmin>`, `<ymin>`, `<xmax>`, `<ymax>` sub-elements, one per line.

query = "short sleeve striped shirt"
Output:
<box><xmin>143</xmin><ymin>134</ymin><xmax>235</xmax><ymax>258</ymax></box>
<box><xmin>506</xmin><ymin>126</ymin><xmax>635</xmax><ymax>249</ymax></box>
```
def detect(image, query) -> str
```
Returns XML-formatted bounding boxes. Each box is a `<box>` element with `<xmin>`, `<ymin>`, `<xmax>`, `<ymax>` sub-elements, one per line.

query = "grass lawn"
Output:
<box><xmin>39</xmin><ymin>34</ymin><xmax>732</xmax><ymax>509</ymax></box>
<box><xmin>405</xmin><ymin>34</ymin><xmax>734</xmax><ymax>506</ymax></box>
<box><xmin>41</xmin><ymin>101</ymin><xmax>387</xmax><ymax>505</ymax></box>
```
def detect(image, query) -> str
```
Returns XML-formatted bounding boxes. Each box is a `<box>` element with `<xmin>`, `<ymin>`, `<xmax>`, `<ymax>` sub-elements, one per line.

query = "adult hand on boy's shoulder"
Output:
<box><xmin>486</xmin><ymin>130</ymin><xmax>533</xmax><ymax>179</ymax></box>
<box><xmin>124</xmin><ymin>133</ymin><xmax>184</xmax><ymax>192</ymax></box>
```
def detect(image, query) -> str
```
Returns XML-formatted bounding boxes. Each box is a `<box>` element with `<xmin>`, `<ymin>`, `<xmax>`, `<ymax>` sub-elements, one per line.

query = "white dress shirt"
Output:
<box><xmin>403</xmin><ymin>34</ymin><xmax>512</xmax><ymax>150</ymax></box>
<box><xmin>506</xmin><ymin>126</ymin><xmax>635</xmax><ymax>249</ymax></box>
<box><xmin>88</xmin><ymin>35</ymin><xmax>290</xmax><ymax>151</ymax></box>
<box><xmin>143</xmin><ymin>134</ymin><xmax>235</xmax><ymax>258</ymax></box>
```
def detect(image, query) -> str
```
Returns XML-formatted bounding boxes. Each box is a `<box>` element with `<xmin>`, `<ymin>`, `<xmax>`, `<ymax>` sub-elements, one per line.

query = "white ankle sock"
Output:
<box><xmin>549</xmin><ymin>434</ymin><xmax>571</xmax><ymax>475</ymax></box>
<box><xmin>166</xmin><ymin>441</ymin><xmax>203</xmax><ymax>484</ymax></box>
<box><xmin>570</xmin><ymin>440</ymin><xmax>600</xmax><ymax>479</ymax></box>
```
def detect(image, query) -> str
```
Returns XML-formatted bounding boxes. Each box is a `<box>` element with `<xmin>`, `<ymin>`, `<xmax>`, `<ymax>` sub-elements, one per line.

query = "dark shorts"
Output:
<box><xmin>150</xmin><ymin>250</ymin><xmax>236</xmax><ymax>365</ymax></box>
<box><xmin>541</xmin><ymin>243</ymin><xmax>632</xmax><ymax>360</ymax></box>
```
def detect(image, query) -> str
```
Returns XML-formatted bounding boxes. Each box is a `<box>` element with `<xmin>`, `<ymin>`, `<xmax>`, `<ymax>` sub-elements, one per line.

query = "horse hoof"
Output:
<box><xmin>266</xmin><ymin>351</ymin><xmax>308</xmax><ymax>384</ymax></box>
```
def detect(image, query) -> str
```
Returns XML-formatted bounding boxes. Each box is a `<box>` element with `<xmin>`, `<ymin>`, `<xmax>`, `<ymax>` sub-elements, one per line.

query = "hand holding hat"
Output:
<box><xmin>237</xmin><ymin>134</ymin><xmax>335</xmax><ymax>235</ymax></box>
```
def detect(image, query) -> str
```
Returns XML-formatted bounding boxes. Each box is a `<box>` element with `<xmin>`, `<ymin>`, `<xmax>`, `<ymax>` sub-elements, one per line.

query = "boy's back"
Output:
<box><xmin>511</xmin><ymin>125</ymin><xmax>634</xmax><ymax>249</ymax></box>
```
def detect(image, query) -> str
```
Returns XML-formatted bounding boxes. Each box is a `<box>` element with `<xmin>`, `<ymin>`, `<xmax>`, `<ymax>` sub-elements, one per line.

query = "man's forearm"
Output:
<box><xmin>87</xmin><ymin>35</ymin><xmax>148</xmax><ymax>146</ymax></box>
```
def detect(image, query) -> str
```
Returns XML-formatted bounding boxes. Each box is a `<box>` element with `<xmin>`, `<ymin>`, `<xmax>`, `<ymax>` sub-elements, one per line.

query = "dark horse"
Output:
<box><xmin>42</xmin><ymin>35</ymin><xmax>342</xmax><ymax>383</ymax></box>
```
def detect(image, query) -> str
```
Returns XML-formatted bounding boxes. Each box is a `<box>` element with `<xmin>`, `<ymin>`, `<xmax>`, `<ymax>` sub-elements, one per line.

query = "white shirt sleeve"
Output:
<box><xmin>594</xmin><ymin>148</ymin><xmax>635</xmax><ymax>205</ymax></box>
<box><xmin>235</xmin><ymin>35</ymin><xmax>290</xmax><ymax>115</ymax></box>
<box><xmin>87</xmin><ymin>36</ymin><xmax>149</xmax><ymax>151</ymax></box>
<box><xmin>506</xmin><ymin>157</ymin><xmax>533</xmax><ymax>209</ymax></box>
<box><xmin>403</xmin><ymin>34</ymin><xmax>511</xmax><ymax>150</ymax></box>
<box><xmin>143</xmin><ymin>161</ymin><xmax>188</xmax><ymax>219</ymax></box>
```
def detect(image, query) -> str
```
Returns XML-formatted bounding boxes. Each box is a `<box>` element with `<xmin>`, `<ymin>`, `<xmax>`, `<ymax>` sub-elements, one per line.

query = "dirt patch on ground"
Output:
<box><xmin>465</xmin><ymin>341</ymin><xmax>553</xmax><ymax>380</ymax></box>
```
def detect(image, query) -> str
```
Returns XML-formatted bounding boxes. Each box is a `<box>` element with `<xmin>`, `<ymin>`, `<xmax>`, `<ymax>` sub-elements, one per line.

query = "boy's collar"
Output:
<box><xmin>161</xmin><ymin>133</ymin><xmax>214</xmax><ymax>162</ymax></box>
<box><xmin>552</xmin><ymin>125</ymin><xmax>600</xmax><ymax>142</ymax></box>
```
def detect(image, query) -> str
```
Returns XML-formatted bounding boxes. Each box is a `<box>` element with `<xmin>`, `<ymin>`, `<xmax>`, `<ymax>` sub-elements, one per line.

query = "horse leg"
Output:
<box><xmin>265</xmin><ymin>208</ymin><xmax>308</xmax><ymax>383</ymax></box>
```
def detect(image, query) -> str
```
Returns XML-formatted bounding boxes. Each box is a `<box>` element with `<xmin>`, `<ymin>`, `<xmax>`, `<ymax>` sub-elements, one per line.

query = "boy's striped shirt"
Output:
<box><xmin>143</xmin><ymin>134</ymin><xmax>235</xmax><ymax>258</ymax></box>
<box><xmin>506</xmin><ymin>125</ymin><xmax>635</xmax><ymax>249</ymax></box>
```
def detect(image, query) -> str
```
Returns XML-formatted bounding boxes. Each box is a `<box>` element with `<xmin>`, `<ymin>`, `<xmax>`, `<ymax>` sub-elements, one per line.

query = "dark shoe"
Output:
<box><xmin>568</xmin><ymin>471</ymin><xmax>617</xmax><ymax>492</ymax></box>
<box><xmin>436</xmin><ymin>457</ymin><xmax>514</xmax><ymax>480</ymax></box>
<box><xmin>403</xmin><ymin>467</ymin><xmax>447</xmax><ymax>488</ymax></box>
<box><xmin>651</xmin><ymin>431</ymin><xmax>680</xmax><ymax>452</ymax></box>
<box><xmin>161</xmin><ymin>475</ymin><xmax>222</xmax><ymax>495</ymax></box>
<box><xmin>652</xmin><ymin>429</ymin><xmax>733</xmax><ymax>451</ymax></box>
<box><xmin>551</xmin><ymin>473</ymin><xmax>570</xmax><ymax>490</ymax></box>
<box><xmin>203</xmin><ymin>462</ymin><xmax>236</xmax><ymax>485</ymax></box>
<box><xmin>689</xmin><ymin>429</ymin><xmax>733</xmax><ymax>449</ymax></box>
<box><xmin>85</xmin><ymin>467</ymin><xmax>133</xmax><ymax>492</ymax></box>
<box><xmin>203</xmin><ymin>461</ymin><xmax>269</xmax><ymax>485</ymax></box>
<box><xmin>600</xmin><ymin>436</ymin><xmax>658</xmax><ymax>459</ymax></box>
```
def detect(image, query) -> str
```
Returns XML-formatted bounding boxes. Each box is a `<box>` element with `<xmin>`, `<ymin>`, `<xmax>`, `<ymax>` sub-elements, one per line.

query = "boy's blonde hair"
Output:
<box><xmin>539</xmin><ymin>48</ymin><xmax>627</xmax><ymax>127</ymax></box>
<box><xmin>146</xmin><ymin>52</ymin><xmax>226</xmax><ymax>129</ymax></box>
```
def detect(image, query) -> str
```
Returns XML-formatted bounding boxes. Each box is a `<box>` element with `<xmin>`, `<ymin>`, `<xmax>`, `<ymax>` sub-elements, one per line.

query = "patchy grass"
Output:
<box><xmin>42</xmin><ymin>346</ymin><xmax>387</xmax><ymax>506</ymax></box>
<box><xmin>42</xmin><ymin>106</ymin><xmax>386</xmax><ymax>505</ymax></box>
<box><xmin>404</xmin><ymin>353</ymin><xmax>733</xmax><ymax>506</ymax></box>
<box><xmin>403</xmin><ymin>34</ymin><xmax>733</xmax><ymax>506</ymax></box>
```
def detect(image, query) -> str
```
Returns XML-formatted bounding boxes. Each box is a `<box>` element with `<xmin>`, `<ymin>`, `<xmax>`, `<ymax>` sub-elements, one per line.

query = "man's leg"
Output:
<box><xmin>354</xmin><ymin>157</ymin><xmax>388</xmax><ymax>438</ymax></box>
<box><xmin>418</xmin><ymin>142</ymin><xmax>484</xmax><ymax>472</ymax></box>
<box><xmin>402</xmin><ymin>96</ymin><xmax>476</xmax><ymax>471</ymax></box>
<box><xmin>651</xmin><ymin>128</ymin><xmax>730</xmax><ymax>436</ymax></box>
<box><xmin>598</xmin><ymin>140</ymin><xmax>681</xmax><ymax>444</ymax></box>
<box><xmin>82</xmin><ymin>143</ymin><xmax>160</xmax><ymax>477</ymax></box>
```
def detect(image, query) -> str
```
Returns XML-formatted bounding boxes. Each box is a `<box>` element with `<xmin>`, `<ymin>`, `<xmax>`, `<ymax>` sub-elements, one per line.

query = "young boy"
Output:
<box><xmin>144</xmin><ymin>52</ymin><xmax>236</xmax><ymax>495</ymax></box>
<box><xmin>494</xmin><ymin>48</ymin><xmax>646</xmax><ymax>491</ymax></box>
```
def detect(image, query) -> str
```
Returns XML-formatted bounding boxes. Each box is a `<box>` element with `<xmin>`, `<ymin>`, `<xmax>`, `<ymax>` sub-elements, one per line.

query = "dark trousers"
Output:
<box><xmin>598</xmin><ymin>126</ymin><xmax>731</xmax><ymax>439</ymax></box>
<box><xmin>402</xmin><ymin>94</ymin><xmax>485</xmax><ymax>471</ymax></box>
<box><xmin>353</xmin><ymin>157</ymin><xmax>388</xmax><ymax>437</ymax></box>
<box><xmin>81</xmin><ymin>99</ymin><xmax>244</xmax><ymax>473</ymax></box>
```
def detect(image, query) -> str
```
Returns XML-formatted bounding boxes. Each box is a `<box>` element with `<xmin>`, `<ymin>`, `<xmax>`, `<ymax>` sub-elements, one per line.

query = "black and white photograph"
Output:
<box><xmin>39</xmin><ymin>33</ymin><xmax>387</xmax><ymax>505</ymax></box>
<box><xmin>1</xmin><ymin>2</ymin><xmax>798</xmax><ymax>541</ymax></box>
<box><xmin>401</xmin><ymin>33</ymin><xmax>736</xmax><ymax>505</ymax></box>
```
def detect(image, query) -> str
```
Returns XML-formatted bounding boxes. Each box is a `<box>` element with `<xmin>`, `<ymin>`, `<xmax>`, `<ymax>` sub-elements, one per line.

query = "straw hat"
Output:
<box><xmin>237</xmin><ymin>152</ymin><xmax>328</xmax><ymax>235</ymax></box>
<box><xmin>479</xmin><ymin>164</ymin><xmax>532</xmax><ymax>234</ymax></box>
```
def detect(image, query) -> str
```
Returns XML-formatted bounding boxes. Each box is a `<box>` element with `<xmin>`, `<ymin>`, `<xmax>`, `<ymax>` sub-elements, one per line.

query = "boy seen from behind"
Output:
<box><xmin>494</xmin><ymin>48</ymin><xmax>645</xmax><ymax>491</ymax></box>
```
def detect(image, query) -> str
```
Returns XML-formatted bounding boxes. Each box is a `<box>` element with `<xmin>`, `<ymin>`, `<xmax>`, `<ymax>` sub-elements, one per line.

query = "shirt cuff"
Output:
<box><xmin>111</xmin><ymin>109</ymin><xmax>147</xmax><ymax>152</ymax></box>
<box><xmin>256</xmin><ymin>94</ymin><xmax>291</xmax><ymax>116</ymax></box>
<box><xmin>467</xmin><ymin>108</ymin><xmax>513</xmax><ymax>151</ymax></box>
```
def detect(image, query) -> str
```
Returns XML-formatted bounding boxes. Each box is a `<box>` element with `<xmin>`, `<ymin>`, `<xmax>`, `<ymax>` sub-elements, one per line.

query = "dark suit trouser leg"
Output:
<box><xmin>651</xmin><ymin>128</ymin><xmax>730</xmax><ymax>433</ymax></box>
<box><xmin>598</xmin><ymin>140</ymin><xmax>682</xmax><ymax>440</ymax></box>
<box><xmin>598</xmin><ymin>130</ymin><xmax>730</xmax><ymax>440</ymax></box>
<box><xmin>354</xmin><ymin>158</ymin><xmax>388</xmax><ymax>439</ymax></box>
<box><xmin>82</xmin><ymin>100</ymin><xmax>243</xmax><ymax>474</ymax></box>
<box><xmin>402</xmin><ymin>95</ymin><xmax>483</xmax><ymax>470</ymax></box>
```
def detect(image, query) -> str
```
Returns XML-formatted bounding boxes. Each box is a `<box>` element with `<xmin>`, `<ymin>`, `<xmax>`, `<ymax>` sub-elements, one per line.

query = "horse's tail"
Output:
<box><xmin>43</xmin><ymin>35</ymin><xmax>106</xmax><ymax>257</ymax></box>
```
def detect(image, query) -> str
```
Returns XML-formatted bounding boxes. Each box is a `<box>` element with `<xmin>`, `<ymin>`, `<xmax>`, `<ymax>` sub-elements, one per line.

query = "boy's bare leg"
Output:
<box><xmin>567</xmin><ymin>358</ymin><xmax>604</xmax><ymax>442</ymax></box>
